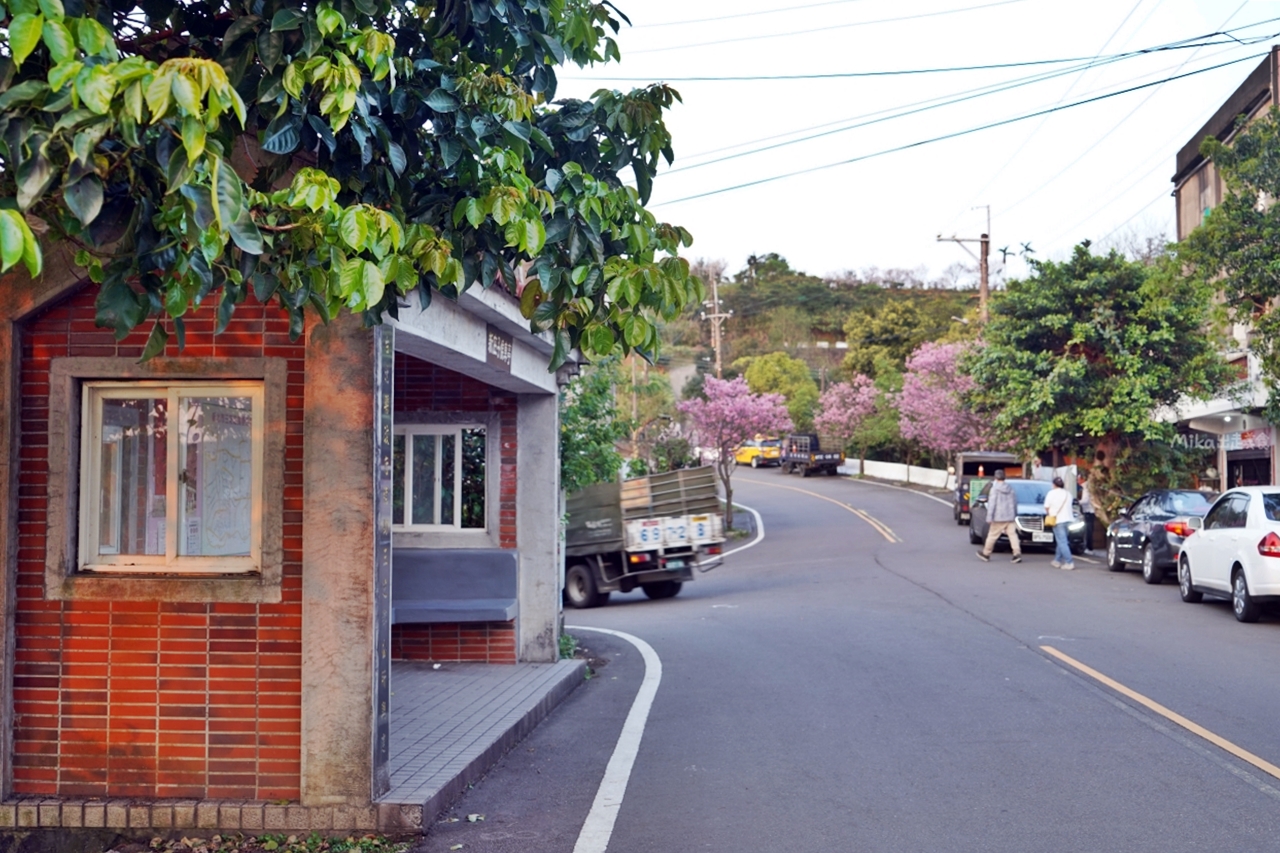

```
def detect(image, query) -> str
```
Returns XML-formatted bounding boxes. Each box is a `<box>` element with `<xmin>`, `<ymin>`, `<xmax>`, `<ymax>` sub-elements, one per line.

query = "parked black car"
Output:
<box><xmin>1106</xmin><ymin>489</ymin><xmax>1217</xmax><ymax>584</ymax></box>
<box><xmin>968</xmin><ymin>479</ymin><xmax>1086</xmax><ymax>553</ymax></box>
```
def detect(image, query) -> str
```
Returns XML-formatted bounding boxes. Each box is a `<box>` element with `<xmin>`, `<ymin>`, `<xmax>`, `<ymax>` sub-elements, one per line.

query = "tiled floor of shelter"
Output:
<box><xmin>381</xmin><ymin>659</ymin><xmax>585</xmax><ymax>814</ymax></box>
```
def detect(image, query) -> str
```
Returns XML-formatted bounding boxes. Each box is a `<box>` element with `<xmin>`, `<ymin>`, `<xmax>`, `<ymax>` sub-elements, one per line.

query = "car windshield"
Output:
<box><xmin>761</xmin><ymin>440</ymin><xmax>780</xmax><ymax>448</ymax></box>
<box><xmin>1167</xmin><ymin>491</ymin><xmax>1213</xmax><ymax>514</ymax></box>
<box><xmin>1010</xmin><ymin>482</ymin><xmax>1051</xmax><ymax>504</ymax></box>
<box><xmin>1263</xmin><ymin>494</ymin><xmax>1280</xmax><ymax>522</ymax></box>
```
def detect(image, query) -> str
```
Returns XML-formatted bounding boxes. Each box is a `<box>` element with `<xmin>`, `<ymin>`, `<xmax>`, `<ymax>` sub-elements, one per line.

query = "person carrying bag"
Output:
<box><xmin>1043</xmin><ymin>477</ymin><xmax>1075</xmax><ymax>570</ymax></box>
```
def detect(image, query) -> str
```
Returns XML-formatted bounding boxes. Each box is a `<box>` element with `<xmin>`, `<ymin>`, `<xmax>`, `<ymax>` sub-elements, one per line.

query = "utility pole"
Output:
<box><xmin>938</xmin><ymin>205</ymin><xmax>991</xmax><ymax>323</ymax></box>
<box><xmin>700</xmin><ymin>274</ymin><xmax>732</xmax><ymax>378</ymax></box>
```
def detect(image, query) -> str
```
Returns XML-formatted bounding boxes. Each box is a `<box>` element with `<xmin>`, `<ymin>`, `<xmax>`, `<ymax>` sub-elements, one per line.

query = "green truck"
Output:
<box><xmin>564</xmin><ymin>466</ymin><xmax>726</xmax><ymax>608</ymax></box>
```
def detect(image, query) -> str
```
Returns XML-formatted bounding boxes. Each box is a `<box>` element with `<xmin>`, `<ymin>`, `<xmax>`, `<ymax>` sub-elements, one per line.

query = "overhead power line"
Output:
<box><xmin>628</xmin><ymin>0</ymin><xmax>1036</xmax><ymax>55</ymax></box>
<box><xmin>662</xmin><ymin>31</ymin><xmax>1278</xmax><ymax>175</ymax></box>
<box><xmin>656</xmin><ymin>52</ymin><xmax>1266</xmax><ymax>206</ymax></box>
<box><xmin>630</xmin><ymin>0</ymin><xmax>874</xmax><ymax>29</ymax></box>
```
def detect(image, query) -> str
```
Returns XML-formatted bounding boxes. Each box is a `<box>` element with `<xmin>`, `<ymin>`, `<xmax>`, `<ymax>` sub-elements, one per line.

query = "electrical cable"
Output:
<box><xmin>627</xmin><ymin>0</ymin><xmax>1036</xmax><ymax>55</ymax></box>
<box><xmin>630</xmin><ymin>0</ymin><xmax>874</xmax><ymax>29</ymax></box>
<box><xmin>655</xmin><ymin>51</ymin><xmax>1266</xmax><ymax>206</ymax></box>
<box><xmin>663</xmin><ymin>33</ymin><xmax>1277</xmax><ymax>175</ymax></box>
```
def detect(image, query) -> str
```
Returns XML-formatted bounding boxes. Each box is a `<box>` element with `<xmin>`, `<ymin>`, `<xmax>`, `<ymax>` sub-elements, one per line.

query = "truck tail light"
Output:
<box><xmin>629</xmin><ymin>552</ymin><xmax>654</xmax><ymax>564</ymax></box>
<box><xmin>1165</xmin><ymin>520</ymin><xmax>1194</xmax><ymax>538</ymax></box>
<box><xmin>1259</xmin><ymin>532</ymin><xmax>1280</xmax><ymax>558</ymax></box>
<box><xmin>704</xmin><ymin>545</ymin><xmax>722</xmax><ymax>555</ymax></box>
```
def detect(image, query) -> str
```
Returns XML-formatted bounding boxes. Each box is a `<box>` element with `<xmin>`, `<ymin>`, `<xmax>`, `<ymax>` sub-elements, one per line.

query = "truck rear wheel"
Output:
<box><xmin>565</xmin><ymin>563</ymin><xmax>604</xmax><ymax>609</ymax></box>
<box><xmin>642</xmin><ymin>580</ymin><xmax>682</xmax><ymax>600</ymax></box>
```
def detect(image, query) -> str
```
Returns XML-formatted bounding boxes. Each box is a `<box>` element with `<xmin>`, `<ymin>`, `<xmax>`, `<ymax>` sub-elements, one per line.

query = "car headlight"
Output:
<box><xmin>1067</xmin><ymin>521</ymin><xmax>1085</xmax><ymax>531</ymax></box>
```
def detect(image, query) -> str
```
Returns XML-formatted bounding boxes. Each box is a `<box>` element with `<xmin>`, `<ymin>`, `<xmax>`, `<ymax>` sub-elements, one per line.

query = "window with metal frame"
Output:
<box><xmin>392</xmin><ymin>425</ymin><xmax>486</xmax><ymax>530</ymax></box>
<box><xmin>79</xmin><ymin>381</ymin><xmax>265</xmax><ymax>574</ymax></box>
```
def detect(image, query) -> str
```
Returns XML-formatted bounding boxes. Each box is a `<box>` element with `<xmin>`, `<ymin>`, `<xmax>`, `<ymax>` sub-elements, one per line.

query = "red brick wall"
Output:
<box><xmin>392</xmin><ymin>354</ymin><xmax>519</xmax><ymax>664</ymax></box>
<box><xmin>391</xmin><ymin>622</ymin><xmax>516</xmax><ymax>664</ymax></box>
<box><xmin>14</xmin><ymin>288</ymin><xmax>305</xmax><ymax>799</ymax></box>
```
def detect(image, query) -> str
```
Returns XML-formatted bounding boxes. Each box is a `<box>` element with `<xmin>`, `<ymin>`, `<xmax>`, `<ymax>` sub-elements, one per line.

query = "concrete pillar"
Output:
<box><xmin>516</xmin><ymin>393</ymin><xmax>561</xmax><ymax>662</ymax></box>
<box><xmin>300</xmin><ymin>313</ymin><xmax>380</xmax><ymax>805</ymax></box>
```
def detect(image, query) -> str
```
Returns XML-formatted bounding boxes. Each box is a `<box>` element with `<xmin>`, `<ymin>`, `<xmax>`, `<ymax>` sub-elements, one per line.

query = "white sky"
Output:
<box><xmin>559</xmin><ymin>0</ymin><xmax>1280</xmax><ymax>283</ymax></box>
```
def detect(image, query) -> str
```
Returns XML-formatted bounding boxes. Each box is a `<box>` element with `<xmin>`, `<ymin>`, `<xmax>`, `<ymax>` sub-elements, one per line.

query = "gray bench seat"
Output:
<box><xmin>391</xmin><ymin>548</ymin><xmax>519</xmax><ymax>624</ymax></box>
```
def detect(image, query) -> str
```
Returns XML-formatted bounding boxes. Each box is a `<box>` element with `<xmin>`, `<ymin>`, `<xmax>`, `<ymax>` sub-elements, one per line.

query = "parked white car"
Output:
<box><xmin>1178</xmin><ymin>487</ymin><xmax>1280</xmax><ymax>622</ymax></box>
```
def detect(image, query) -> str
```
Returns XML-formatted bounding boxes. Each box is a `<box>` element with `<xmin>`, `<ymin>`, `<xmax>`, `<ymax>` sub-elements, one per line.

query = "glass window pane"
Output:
<box><xmin>411</xmin><ymin>434</ymin><xmax>436</xmax><ymax>525</ymax></box>
<box><xmin>99</xmin><ymin>397</ymin><xmax>167</xmax><ymax>556</ymax></box>
<box><xmin>392</xmin><ymin>434</ymin><xmax>405</xmax><ymax>526</ymax></box>
<box><xmin>178</xmin><ymin>396</ymin><xmax>254</xmax><ymax>557</ymax></box>
<box><xmin>440</xmin><ymin>434</ymin><xmax>456</xmax><ymax>526</ymax></box>
<box><xmin>461</xmin><ymin>428</ymin><xmax>485</xmax><ymax>529</ymax></box>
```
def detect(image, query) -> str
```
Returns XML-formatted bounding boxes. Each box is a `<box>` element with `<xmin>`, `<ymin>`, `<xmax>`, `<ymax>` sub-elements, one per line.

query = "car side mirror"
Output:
<box><xmin>1118</xmin><ymin>508</ymin><xmax>1130</xmax><ymax>519</ymax></box>
<box><xmin>1187</xmin><ymin>516</ymin><xmax>1203</xmax><ymax>531</ymax></box>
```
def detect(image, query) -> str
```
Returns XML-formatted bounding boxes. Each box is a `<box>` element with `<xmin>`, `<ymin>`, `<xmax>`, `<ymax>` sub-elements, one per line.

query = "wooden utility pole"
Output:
<box><xmin>938</xmin><ymin>206</ymin><xmax>991</xmax><ymax>323</ymax></box>
<box><xmin>701</xmin><ymin>274</ymin><xmax>731</xmax><ymax>378</ymax></box>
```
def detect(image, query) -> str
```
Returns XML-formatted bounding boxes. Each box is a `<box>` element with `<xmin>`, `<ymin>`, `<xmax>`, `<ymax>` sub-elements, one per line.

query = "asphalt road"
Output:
<box><xmin>414</xmin><ymin>472</ymin><xmax>1280</xmax><ymax>853</ymax></box>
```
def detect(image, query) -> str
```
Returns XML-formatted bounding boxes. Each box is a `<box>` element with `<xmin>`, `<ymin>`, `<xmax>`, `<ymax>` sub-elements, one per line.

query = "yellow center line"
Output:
<box><xmin>737</xmin><ymin>477</ymin><xmax>900</xmax><ymax>543</ymax></box>
<box><xmin>1042</xmin><ymin>645</ymin><xmax>1280</xmax><ymax>781</ymax></box>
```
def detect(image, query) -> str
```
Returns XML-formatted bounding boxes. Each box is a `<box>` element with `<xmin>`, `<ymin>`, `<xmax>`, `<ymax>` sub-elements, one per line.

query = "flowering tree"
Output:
<box><xmin>898</xmin><ymin>341</ymin><xmax>993</xmax><ymax>459</ymax></box>
<box><xmin>678</xmin><ymin>376</ymin><xmax>791</xmax><ymax>528</ymax></box>
<box><xmin>814</xmin><ymin>375</ymin><xmax>877</xmax><ymax>456</ymax></box>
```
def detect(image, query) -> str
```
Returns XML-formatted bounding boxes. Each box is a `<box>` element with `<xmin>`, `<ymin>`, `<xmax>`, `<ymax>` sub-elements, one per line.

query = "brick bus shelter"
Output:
<box><xmin>0</xmin><ymin>244</ymin><xmax>567</xmax><ymax>834</ymax></box>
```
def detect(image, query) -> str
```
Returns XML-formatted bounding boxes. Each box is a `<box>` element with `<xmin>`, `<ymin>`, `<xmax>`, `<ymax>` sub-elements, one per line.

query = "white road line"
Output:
<box><xmin>724</xmin><ymin>503</ymin><xmax>764</xmax><ymax>556</ymax></box>
<box><xmin>567</xmin><ymin>626</ymin><xmax>663</xmax><ymax>853</ymax></box>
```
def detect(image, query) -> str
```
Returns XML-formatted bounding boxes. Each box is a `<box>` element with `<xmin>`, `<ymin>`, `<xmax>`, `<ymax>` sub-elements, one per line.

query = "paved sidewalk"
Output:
<box><xmin>379</xmin><ymin>658</ymin><xmax>586</xmax><ymax>827</ymax></box>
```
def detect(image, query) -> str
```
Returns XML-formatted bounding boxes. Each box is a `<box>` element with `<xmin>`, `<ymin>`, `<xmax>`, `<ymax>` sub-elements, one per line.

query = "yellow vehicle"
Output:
<box><xmin>734</xmin><ymin>436</ymin><xmax>782</xmax><ymax>468</ymax></box>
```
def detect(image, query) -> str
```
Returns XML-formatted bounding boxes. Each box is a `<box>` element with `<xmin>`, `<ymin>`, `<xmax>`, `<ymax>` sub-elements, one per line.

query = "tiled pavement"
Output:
<box><xmin>379</xmin><ymin>658</ymin><xmax>587</xmax><ymax>824</ymax></box>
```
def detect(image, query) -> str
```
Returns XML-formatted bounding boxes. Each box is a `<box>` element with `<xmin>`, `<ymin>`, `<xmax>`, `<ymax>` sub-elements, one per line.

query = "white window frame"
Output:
<box><xmin>78</xmin><ymin>380</ymin><xmax>265</xmax><ymax>574</ymax></box>
<box><xmin>393</xmin><ymin>424</ymin><xmax>487</xmax><ymax>532</ymax></box>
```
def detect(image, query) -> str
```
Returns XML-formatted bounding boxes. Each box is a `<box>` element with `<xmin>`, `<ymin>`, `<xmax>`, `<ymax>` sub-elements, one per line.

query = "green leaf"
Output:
<box><xmin>522</xmin><ymin>218</ymin><xmax>546</xmax><ymax>254</ymax></box>
<box><xmin>74</xmin><ymin>17</ymin><xmax>112</xmax><ymax>56</ymax></box>
<box><xmin>35</xmin><ymin>0</ymin><xmax>60</xmax><ymax>20</ymax></box>
<box><xmin>63</xmin><ymin>174</ymin><xmax>103</xmax><ymax>224</ymax></box>
<box><xmin>164</xmin><ymin>282</ymin><xmax>189</xmax><ymax>317</ymax></box>
<box><xmin>0</xmin><ymin>211</ymin><xmax>26</xmax><ymax>271</ymax></box>
<box><xmin>213</xmin><ymin>156</ymin><xmax>244</xmax><ymax>229</ymax></box>
<box><xmin>282</xmin><ymin>61</ymin><xmax>304</xmax><ymax>99</ymax></box>
<box><xmin>0</xmin><ymin>78</ymin><xmax>49</xmax><ymax>109</ymax></box>
<box><xmin>426</xmin><ymin>88</ymin><xmax>458</xmax><ymax>113</ymax></box>
<box><xmin>75</xmin><ymin>64</ymin><xmax>116</xmax><ymax>114</ymax></box>
<box><xmin>46</xmin><ymin>61</ymin><xmax>80</xmax><ymax>93</ymax></box>
<box><xmin>181</xmin><ymin>115</ymin><xmax>206</xmax><ymax>163</ymax></box>
<box><xmin>361</xmin><ymin>259</ymin><xmax>385</xmax><ymax>307</ymax></box>
<box><xmin>9</xmin><ymin>14</ymin><xmax>44</xmax><ymax>67</ymax></box>
<box><xmin>339</xmin><ymin>207</ymin><xmax>367</xmax><ymax>251</ymax></box>
<box><xmin>315</xmin><ymin>3</ymin><xmax>344</xmax><ymax>35</ymax></box>
<box><xmin>257</xmin><ymin>28</ymin><xmax>283</xmax><ymax>71</ymax></box>
<box><xmin>41</xmin><ymin>18</ymin><xmax>74</xmax><ymax>64</ymax></box>
<box><xmin>270</xmin><ymin>8</ymin><xmax>305</xmax><ymax>31</ymax></box>
<box><xmin>170</xmin><ymin>72</ymin><xmax>200</xmax><ymax>116</ymax></box>
<box><xmin>530</xmin><ymin>126</ymin><xmax>555</xmax><ymax>155</ymax></box>
<box><xmin>228</xmin><ymin>207</ymin><xmax>263</xmax><ymax>254</ymax></box>
<box><xmin>387</xmin><ymin>141</ymin><xmax>406</xmax><ymax>176</ymax></box>
<box><xmin>144</xmin><ymin>70</ymin><xmax>172</xmax><ymax>119</ymax></box>
<box><xmin>139</xmin><ymin>321</ymin><xmax>169</xmax><ymax>362</ymax></box>
<box><xmin>262</xmin><ymin>115</ymin><xmax>300</xmax><ymax>153</ymax></box>
<box><xmin>15</xmin><ymin>153</ymin><xmax>53</xmax><ymax>211</ymax></box>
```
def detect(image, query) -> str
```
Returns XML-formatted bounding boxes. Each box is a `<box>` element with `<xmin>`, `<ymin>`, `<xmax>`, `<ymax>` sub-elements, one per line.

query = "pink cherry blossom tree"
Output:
<box><xmin>679</xmin><ymin>376</ymin><xmax>792</xmax><ymax>528</ymax></box>
<box><xmin>898</xmin><ymin>341</ymin><xmax>996</xmax><ymax>460</ymax></box>
<box><xmin>814</xmin><ymin>375</ymin><xmax>878</xmax><ymax>463</ymax></box>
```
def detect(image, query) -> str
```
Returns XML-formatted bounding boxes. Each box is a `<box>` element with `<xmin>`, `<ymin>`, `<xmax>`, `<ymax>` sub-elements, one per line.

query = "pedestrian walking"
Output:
<box><xmin>1044</xmin><ymin>476</ymin><xmax>1075</xmax><ymax>570</ymax></box>
<box><xmin>1078</xmin><ymin>470</ymin><xmax>1097</xmax><ymax>556</ymax></box>
<box><xmin>976</xmin><ymin>469</ymin><xmax>1022</xmax><ymax>563</ymax></box>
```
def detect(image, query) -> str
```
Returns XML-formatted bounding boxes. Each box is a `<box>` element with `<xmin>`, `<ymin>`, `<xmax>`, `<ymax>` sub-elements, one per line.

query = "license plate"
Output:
<box><xmin>665</xmin><ymin>559</ymin><xmax>685</xmax><ymax>569</ymax></box>
<box><xmin>1032</xmin><ymin>532</ymin><xmax>1054</xmax><ymax>543</ymax></box>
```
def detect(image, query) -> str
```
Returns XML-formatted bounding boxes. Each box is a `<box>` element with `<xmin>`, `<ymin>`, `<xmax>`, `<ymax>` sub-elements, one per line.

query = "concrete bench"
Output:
<box><xmin>391</xmin><ymin>548</ymin><xmax>519</xmax><ymax>624</ymax></box>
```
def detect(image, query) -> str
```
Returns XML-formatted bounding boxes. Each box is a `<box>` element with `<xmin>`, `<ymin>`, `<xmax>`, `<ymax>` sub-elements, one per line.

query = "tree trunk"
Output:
<box><xmin>718</xmin><ymin>456</ymin><xmax>735</xmax><ymax>530</ymax></box>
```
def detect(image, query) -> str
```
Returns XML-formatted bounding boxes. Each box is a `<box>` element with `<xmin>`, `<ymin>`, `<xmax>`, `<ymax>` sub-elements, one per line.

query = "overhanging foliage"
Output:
<box><xmin>0</xmin><ymin>0</ymin><xmax>700</xmax><ymax>367</ymax></box>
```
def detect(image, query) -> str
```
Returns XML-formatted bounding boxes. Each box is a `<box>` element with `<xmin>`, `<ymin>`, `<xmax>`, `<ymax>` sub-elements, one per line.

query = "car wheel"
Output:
<box><xmin>642</xmin><ymin>580</ymin><xmax>682</xmax><ymax>600</ymax></box>
<box><xmin>969</xmin><ymin>525</ymin><xmax>983</xmax><ymax>545</ymax></box>
<box><xmin>751</xmin><ymin>456</ymin><xmax>760</xmax><ymax>469</ymax></box>
<box><xmin>565</xmin><ymin>563</ymin><xmax>603</xmax><ymax>609</ymax></box>
<box><xmin>1178</xmin><ymin>555</ymin><xmax>1203</xmax><ymax>603</ymax></box>
<box><xmin>1141</xmin><ymin>544</ymin><xmax>1164</xmax><ymax>585</ymax></box>
<box><xmin>1232</xmin><ymin>569</ymin><xmax>1261</xmax><ymax>623</ymax></box>
<box><xmin>1106</xmin><ymin>538</ymin><xmax>1124</xmax><ymax>572</ymax></box>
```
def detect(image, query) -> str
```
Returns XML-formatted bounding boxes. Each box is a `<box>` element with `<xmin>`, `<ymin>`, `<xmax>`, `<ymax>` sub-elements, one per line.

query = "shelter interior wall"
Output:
<box><xmin>391</xmin><ymin>353</ymin><xmax>520</xmax><ymax>664</ymax></box>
